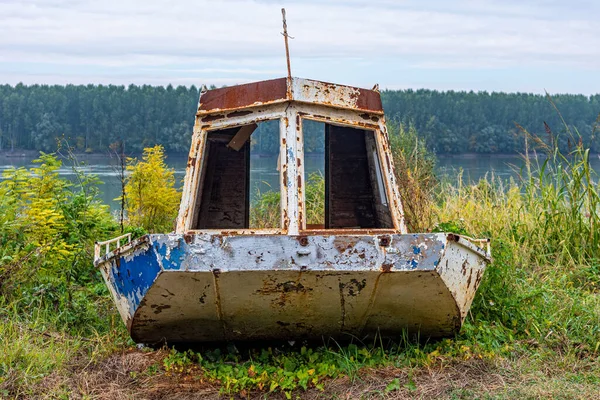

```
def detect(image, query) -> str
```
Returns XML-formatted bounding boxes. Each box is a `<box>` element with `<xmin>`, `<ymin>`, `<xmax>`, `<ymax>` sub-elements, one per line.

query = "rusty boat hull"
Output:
<box><xmin>95</xmin><ymin>232</ymin><xmax>489</xmax><ymax>344</ymax></box>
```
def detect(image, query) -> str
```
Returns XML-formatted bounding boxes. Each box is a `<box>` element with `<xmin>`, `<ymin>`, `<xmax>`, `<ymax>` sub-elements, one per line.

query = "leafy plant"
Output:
<box><xmin>124</xmin><ymin>145</ymin><xmax>180</xmax><ymax>233</ymax></box>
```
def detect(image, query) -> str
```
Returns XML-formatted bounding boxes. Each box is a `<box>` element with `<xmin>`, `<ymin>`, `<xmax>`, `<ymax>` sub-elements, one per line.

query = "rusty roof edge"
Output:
<box><xmin>290</xmin><ymin>76</ymin><xmax>383</xmax><ymax>96</ymax></box>
<box><xmin>196</xmin><ymin>76</ymin><xmax>384</xmax><ymax>116</ymax></box>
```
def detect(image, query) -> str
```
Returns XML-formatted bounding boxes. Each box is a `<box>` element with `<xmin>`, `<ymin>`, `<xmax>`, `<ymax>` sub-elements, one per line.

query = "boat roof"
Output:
<box><xmin>197</xmin><ymin>77</ymin><xmax>383</xmax><ymax>116</ymax></box>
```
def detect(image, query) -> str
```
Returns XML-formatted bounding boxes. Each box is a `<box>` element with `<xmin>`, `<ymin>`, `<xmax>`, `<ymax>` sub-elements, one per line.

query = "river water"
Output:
<box><xmin>0</xmin><ymin>153</ymin><xmax>578</xmax><ymax>211</ymax></box>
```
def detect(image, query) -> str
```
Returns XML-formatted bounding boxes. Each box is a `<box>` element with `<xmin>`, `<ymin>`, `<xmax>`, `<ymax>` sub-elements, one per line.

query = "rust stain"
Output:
<box><xmin>447</xmin><ymin>233</ymin><xmax>460</xmax><ymax>243</ymax></box>
<box><xmin>355</xmin><ymin>89</ymin><xmax>383</xmax><ymax>112</ymax></box>
<box><xmin>282</xmin><ymin>209</ymin><xmax>289</xmax><ymax>230</ymax></box>
<box><xmin>151</xmin><ymin>304</ymin><xmax>171</xmax><ymax>314</ymax></box>
<box><xmin>333</xmin><ymin>237</ymin><xmax>358</xmax><ymax>253</ymax></box>
<box><xmin>199</xmin><ymin>77</ymin><xmax>287</xmax><ymax>112</ymax></box>
<box><xmin>381</xmin><ymin>263</ymin><xmax>393</xmax><ymax>272</ymax></box>
<box><xmin>255</xmin><ymin>280</ymin><xmax>312</xmax><ymax>294</ymax></box>
<box><xmin>338</xmin><ymin>282</ymin><xmax>346</xmax><ymax>330</ymax></box>
<box><xmin>257</xmin><ymin>279</ymin><xmax>313</xmax><ymax>308</ymax></box>
<box><xmin>475</xmin><ymin>270</ymin><xmax>483</xmax><ymax>288</ymax></box>
<box><xmin>379</xmin><ymin>235</ymin><xmax>391</xmax><ymax>247</ymax></box>
<box><xmin>467</xmin><ymin>269</ymin><xmax>472</xmax><ymax>287</ymax></box>
<box><xmin>303</xmin><ymin>228</ymin><xmax>397</xmax><ymax>235</ymax></box>
<box><xmin>311</xmin><ymin>114</ymin><xmax>332</xmax><ymax>121</ymax></box>
<box><xmin>187</xmin><ymin>156</ymin><xmax>196</xmax><ymax>168</ymax></box>
<box><xmin>340</xmin><ymin>279</ymin><xmax>367</xmax><ymax>297</ymax></box>
<box><xmin>201</xmin><ymin>114</ymin><xmax>225</xmax><ymax>123</ymax></box>
<box><xmin>227</xmin><ymin>110</ymin><xmax>253</xmax><ymax>118</ymax></box>
<box><xmin>461</xmin><ymin>260</ymin><xmax>468</xmax><ymax>275</ymax></box>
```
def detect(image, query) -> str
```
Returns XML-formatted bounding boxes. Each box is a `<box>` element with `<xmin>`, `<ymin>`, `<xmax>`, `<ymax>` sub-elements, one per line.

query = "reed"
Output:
<box><xmin>435</xmin><ymin>107</ymin><xmax>600</xmax><ymax>354</ymax></box>
<box><xmin>388</xmin><ymin>122</ymin><xmax>437</xmax><ymax>232</ymax></box>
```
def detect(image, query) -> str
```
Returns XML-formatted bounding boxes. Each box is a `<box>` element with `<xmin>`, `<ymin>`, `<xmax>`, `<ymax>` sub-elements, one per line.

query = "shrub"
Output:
<box><xmin>0</xmin><ymin>152</ymin><xmax>118</xmax><ymax>332</ymax></box>
<box><xmin>124</xmin><ymin>145</ymin><xmax>180</xmax><ymax>233</ymax></box>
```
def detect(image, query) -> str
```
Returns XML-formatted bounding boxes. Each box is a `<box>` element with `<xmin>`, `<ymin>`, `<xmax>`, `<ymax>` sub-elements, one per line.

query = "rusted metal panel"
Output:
<box><xmin>198</xmin><ymin>77</ymin><xmax>288</xmax><ymax>114</ymax></box>
<box><xmin>197</xmin><ymin>77</ymin><xmax>383</xmax><ymax>116</ymax></box>
<box><xmin>95</xmin><ymin>233</ymin><xmax>490</xmax><ymax>343</ymax></box>
<box><xmin>290</xmin><ymin>78</ymin><xmax>384</xmax><ymax>114</ymax></box>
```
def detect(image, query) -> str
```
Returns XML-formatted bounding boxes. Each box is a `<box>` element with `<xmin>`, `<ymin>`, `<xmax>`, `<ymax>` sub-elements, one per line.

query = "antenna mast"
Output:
<box><xmin>281</xmin><ymin>8</ymin><xmax>293</xmax><ymax>81</ymax></box>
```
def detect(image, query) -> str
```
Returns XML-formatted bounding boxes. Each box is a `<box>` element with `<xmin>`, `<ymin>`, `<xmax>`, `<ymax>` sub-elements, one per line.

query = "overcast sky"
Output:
<box><xmin>1</xmin><ymin>0</ymin><xmax>599</xmax><ymax>94</ymax></box>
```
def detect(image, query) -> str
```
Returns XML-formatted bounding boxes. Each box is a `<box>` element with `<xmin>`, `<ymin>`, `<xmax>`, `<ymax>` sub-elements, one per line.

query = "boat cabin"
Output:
<box><xmin>176</xmin><ymin>77</ymin><xmax>407</xmax><ymax>236</ymax></box>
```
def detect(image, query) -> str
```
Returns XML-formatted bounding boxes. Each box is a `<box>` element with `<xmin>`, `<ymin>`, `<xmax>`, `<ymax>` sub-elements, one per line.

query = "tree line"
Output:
<box><xmin>0</xmin><ymin>83</ymin><xmax>599</xmax><ymax>154</ymax></box>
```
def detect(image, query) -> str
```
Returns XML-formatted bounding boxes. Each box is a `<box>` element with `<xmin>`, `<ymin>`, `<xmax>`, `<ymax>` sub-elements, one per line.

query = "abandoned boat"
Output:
<box><xmin>94</xmin><ymin>77</ymin><xmax>491</xmax><ymax>343</ymax></box>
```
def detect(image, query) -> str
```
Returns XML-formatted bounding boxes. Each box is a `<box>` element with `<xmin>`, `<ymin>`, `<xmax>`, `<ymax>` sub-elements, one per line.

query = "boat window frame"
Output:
<box><xmin>183</xmin><ymin>116</ymin><xmax>287</xmax><ymax>235</ymax></box>
<box><xmin>297</xmin><ymin>114</ymin><xmax>399</xmax><ymax>234</ymax></box>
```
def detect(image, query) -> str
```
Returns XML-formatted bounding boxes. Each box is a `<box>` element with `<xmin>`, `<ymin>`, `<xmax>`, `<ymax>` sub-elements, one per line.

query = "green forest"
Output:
<box><xmin>0</xmin><ymin>83</ymin><xmax>599</xmax><ymax>154</ymax></box>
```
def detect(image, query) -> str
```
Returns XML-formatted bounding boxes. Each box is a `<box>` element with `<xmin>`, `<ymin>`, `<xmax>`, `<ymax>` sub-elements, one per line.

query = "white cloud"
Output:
<box><xmin>0</xmin><ymin>0</ymin><xmax>599</xmax><ymax>91</ymax></box>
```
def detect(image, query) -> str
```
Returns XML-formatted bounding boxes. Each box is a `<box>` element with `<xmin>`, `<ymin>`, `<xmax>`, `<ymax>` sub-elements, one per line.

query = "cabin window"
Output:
<box><xmin>302</xmin><ymin>119</ymin><xmax>393</xmax><ymax>230</ymax></box>
<box><xmin>191</xmin><ymin>120</ymin><xmax>281</xmax><ymax>230</ymax></box>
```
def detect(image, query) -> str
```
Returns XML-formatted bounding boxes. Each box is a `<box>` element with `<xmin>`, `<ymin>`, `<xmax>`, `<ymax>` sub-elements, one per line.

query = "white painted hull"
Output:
<box><xmin>95</xmin><ymin>233</ymin><xmax>489</xmax><ymax>343</ymax></box>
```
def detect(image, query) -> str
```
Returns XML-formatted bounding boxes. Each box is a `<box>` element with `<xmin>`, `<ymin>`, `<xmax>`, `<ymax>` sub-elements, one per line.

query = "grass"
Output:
<box><xmin>2</xmin><ymin>114</ymin><xmax>600</xmax><ymax>398</ymax></box>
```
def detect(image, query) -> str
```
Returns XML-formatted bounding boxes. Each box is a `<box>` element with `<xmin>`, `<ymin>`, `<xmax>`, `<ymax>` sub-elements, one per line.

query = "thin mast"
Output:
<box><xmin>281</xmin><ymin>8</ymin><xmax>293</xmax><ymax>81</ymax></box>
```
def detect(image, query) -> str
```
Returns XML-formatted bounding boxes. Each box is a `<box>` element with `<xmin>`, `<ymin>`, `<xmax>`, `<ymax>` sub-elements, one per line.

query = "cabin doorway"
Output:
<box><xmin>191</xmin><ymin>120</ymin><xmax>281</xmax><ymax>230</ymax></box>
<box><xmin>302</xmin><ymin>120</ymin><xmax>393</xmax><ymax>230</ymax></box>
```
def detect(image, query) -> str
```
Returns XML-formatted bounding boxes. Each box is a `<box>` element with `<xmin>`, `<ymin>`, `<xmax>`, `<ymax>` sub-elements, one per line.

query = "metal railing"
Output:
<box><xmin>461</xmin><ymin>235</ymin><xmax>491</xmax><ymax>255</ymax></box>
<box><xmin>94</xmin><ymin>233</ymin><xmax>132</xmax><ymax>261</ymax></box>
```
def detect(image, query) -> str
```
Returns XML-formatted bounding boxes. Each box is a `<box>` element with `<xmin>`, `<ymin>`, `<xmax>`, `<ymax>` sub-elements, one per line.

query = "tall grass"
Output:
<box><xmin>436</xmin><ymin>108</ymin><xmax>600</xmax><ymax>355</ymax></box>
<box><xmin>250</xmin><ymin>172</ymin><xmax>325</xmax><ymax>228</ymax></box>
<box><xmin>388</xmin><ymin>122</ymin><xmax>437</xmax><ymax>232</ymax></box>
<box><xmin>249</xmin><ymin>185</ymin><xmax>281</xmax><ymax>228</ymax></box>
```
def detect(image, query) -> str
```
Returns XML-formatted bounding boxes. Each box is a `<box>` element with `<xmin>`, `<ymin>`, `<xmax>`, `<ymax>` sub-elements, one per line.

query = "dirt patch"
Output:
<box><xmin>20</xmin><ymin>349</ymin><xmax>600</xmax><ymax>399</ymax></box>
<box><xmin>31</xmin><ymin>349</ymin><xmax>220</xmax><ymax>400</ymax></box>
<box><xmin>302</xmin><ymin>358</ymin><xmax>510</xmax><ymax>399</ymax></box>
<box><xmin>29</xmin><ymin>351</ymin><xmax>507</xmax><ymax>399</ymax></box>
